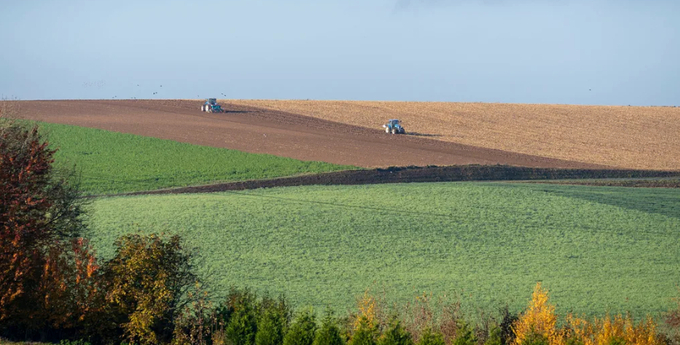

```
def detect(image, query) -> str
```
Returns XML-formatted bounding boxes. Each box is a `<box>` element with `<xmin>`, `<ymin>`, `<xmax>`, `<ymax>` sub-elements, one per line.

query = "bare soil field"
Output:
<box><xmin>230</xmin><ymin>100</ymin><xmax>680</xmax><ymax>170</ymax></box>
<box><xmin>10</xmin><ymin>100</ymin><xmax>605</xmax><ymax>169</ymax></box>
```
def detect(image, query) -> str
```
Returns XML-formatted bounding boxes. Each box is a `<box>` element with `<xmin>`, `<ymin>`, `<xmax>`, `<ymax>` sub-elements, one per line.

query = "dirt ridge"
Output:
<box><xmin>112</xmin><ymin>165</ymin><xmax>680</xmax><ymax>197</ymax></box>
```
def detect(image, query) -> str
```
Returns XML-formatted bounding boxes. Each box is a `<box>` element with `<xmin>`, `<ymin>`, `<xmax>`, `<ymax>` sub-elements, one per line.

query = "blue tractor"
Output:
<box><xmin>201</xmin><ymin>98</ymin><xmax>224</xmax><ymax>113</ymax></box>
<box><xmin>383</xmin><ymin>119</ymin><xmax>406</xmax><ymax>134</ymax></box>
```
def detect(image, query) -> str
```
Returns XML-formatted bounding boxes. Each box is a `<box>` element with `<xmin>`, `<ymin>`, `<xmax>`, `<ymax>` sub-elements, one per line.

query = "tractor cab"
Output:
<box><xmin>205</xmin><ymin>98</ymin><xmax>218</xmax><ymax>105</ymax></box>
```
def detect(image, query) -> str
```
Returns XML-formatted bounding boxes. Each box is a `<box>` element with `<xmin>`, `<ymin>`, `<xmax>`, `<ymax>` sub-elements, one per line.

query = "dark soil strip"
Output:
<box><xmin>530</xmin><ymin>178</ymin><xmax>680</xmax><ymax>188</ymax></box>
<box><xmin>113</xmin><ymin>165</ymin><xmax>680</xmax><ymax>197</ymax></box>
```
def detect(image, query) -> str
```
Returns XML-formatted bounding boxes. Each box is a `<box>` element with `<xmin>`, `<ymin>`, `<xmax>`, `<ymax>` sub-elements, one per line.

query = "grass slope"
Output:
<box><xmin>86</xmin><ymin>182</ymin><xmax>680</xmax><ymax>319</ymax></box>
<box><xmin>37</xmin><ymin>122</ymin><xmax>356</xmax><ymax>195</ymax></box>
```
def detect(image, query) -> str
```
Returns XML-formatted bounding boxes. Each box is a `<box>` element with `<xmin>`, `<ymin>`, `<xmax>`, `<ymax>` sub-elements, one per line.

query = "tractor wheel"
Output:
<box><xmin>385</xmin><ymin>127</ymin><xmax>390</xmax><ymax>134</ymax></box>
<box><xmin>391</xmin><ymin>128</ymin><xmax>397</xmax><ymax>134</ymax></box>
<box><xmin>400</xmin><ymin>128</ymin><xmax>405</xmax><ymax>134</ymax></box>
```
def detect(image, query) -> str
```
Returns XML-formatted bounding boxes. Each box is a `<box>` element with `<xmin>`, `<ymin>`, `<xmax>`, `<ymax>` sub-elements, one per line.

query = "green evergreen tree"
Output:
<box><xmin>256</xmin><ymin>308</ymin><xmax>285</xmax><ymax>345</ymax></box>
<box><xmin>313</xmin><ymin>310</ymin><xmax>344</xmax><ymax>345</ymax></box>
<box><xmin>378</xmin><ymin>319</ymin><xmax>413</xmax><ymax>345</ymax></box>
<box><xmin>349</xmin><ymin>317</ymin><xmax>377</xmax><ymax>345</ymax></box>
<box><xmin>226</xmin><ymin>292</ymin><xmax>258</xmax><ymax>345</ymax></box>
<box><xmin>283</xmin><ymin>309</ymin><xmax>317</xmax><ymax>345</ymax></box>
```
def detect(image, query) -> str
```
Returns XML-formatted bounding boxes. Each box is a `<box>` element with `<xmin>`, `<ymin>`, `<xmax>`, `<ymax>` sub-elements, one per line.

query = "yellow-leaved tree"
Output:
<box><xmin>568</xmin><ymin>313</ymin><xmax>660</xmax><ymax>345</ymax></box>
<box><xmin>103</xmin><ymin>233</ymin><xmax>197</xmax><ymax>345</ymax></box>
<box><xmin>512</xmin><ymin>282</ymin><xmax>564</xmax><ymax>345</ymax></box>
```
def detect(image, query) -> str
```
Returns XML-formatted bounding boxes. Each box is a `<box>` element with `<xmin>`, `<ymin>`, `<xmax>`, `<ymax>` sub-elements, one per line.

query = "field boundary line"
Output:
<box><xmin>89</xmin><ymin>165</ymin><xmax>680</xmax><ymax>198</ymax></box>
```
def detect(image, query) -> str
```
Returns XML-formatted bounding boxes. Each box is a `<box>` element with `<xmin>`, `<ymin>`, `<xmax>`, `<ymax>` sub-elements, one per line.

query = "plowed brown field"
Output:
<box><xmin>230</xmin><ymin>100</ymin><xmax>680</xmax><ymax>170</ymax></box>
<box><xmin>10</xmin><ymin>99</ymin><xmax>675</xmax><ymax>170</ymax></box>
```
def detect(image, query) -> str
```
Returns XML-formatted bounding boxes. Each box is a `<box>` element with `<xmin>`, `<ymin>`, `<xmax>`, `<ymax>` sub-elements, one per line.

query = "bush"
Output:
<box><xmin>59</xmin><ymin>340</ymin><xmax>92</xmax><ymax>345</ymax></box>
<box><xmin>484</xmin><ymin>326</ymin><xmax>502</xmax><ymax>345</ymax></box>
<box><xmin>564</xmin><ymin>337</ymin><xmax>584</xmax><ymax>345</ymax></box>
<box><xmin>666</xmin><ymin>293</ymin><xmax>680</xmax><ymax>344</ymax></box>
<box><xmin>499</xmin><ymin>306</ymin><xmax>518</xmax><ymax>345</ymax></box>
<box><xmin>103</xmin><ymin>233</ymin><xmax>197</xmax><ymax>345</ymax></box>
<box><xmin>171</xmin><ymin>288</ymin><xmax>223</xmax><ymax>345</ymax></box>
<box><xmin>520</xmin><ymin>332</ymin><xmax>548</xmax><ymax>345</ymax></box>
<box><xmin>417</xmin><ymin>328</ymin><xmax>444</xmax><ymax>345</ymax></box>
<box><xmin>451</xmin><ymin>322</ymin><xmax>476</xmax><ymax>345</ymax></box>
<box><xmin>283</xmin><ymin>309</ymin><xmax>317</xmax><ymax>345</ymax></box>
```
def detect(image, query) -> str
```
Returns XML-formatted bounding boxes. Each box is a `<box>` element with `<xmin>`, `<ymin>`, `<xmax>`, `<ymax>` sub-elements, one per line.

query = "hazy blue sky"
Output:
<box><xmin>1</xmin><ymin>0</ymin><xmax>678</xmax><ymax>105</ymax></box>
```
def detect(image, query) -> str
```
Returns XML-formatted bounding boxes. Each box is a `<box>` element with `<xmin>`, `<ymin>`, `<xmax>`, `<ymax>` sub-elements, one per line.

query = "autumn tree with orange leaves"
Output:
<box><xmin>0</xmin><ymin>120</ymin><xmax>93</xmax><ymax>340</ymax></box>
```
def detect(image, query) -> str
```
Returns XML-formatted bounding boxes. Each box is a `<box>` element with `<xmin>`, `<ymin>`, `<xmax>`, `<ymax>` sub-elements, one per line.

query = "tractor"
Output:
<box><xmin>383</xmin><ymin>119</ymin><xmax>406</xmax><ymax>134</ymax></box>
<box><xmin>201</xmin><ymin>98</ymin><xmax>224</xmax><ymax>113</ymax></box>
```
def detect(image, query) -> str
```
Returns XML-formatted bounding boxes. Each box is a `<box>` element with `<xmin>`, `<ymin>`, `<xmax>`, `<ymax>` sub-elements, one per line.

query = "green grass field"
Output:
<box><xmin>86</xmin><ymin>182</ymin><xmax>680</xmax><ymax>319</ymax></box>
<box><xmin>35</xmin><ymin>122</ymin><xmax>356</xmax><ymax>195</ymax></box>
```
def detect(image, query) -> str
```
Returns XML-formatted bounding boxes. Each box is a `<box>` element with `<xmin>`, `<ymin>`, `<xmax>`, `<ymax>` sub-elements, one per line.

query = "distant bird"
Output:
<box><xmin>137</xmin><ymin>84</ymin><xmax>139</xmax><ymax>87</ymax></box>
<box><xmin>589</xmin><ymin>89</ymin><xmax>592</xmax><ymax>91</ymax></box>
<box><xmin>160</xmin><ymin>85</ymin><xmax>163</xmax><ymax>87</ymax></box>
